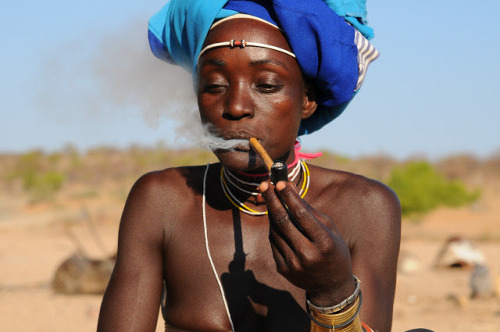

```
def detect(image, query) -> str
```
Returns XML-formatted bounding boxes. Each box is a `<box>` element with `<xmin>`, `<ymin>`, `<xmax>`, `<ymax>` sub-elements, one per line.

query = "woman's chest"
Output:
<box><xmin>162</xmin><ymin>209</ymin><xmax>308</xmax><ymax>330</ymax></box>
<box><xmin>164</xmin><ymin>209</ymin><xmax>297</xmax><ymax>290</ymax></box>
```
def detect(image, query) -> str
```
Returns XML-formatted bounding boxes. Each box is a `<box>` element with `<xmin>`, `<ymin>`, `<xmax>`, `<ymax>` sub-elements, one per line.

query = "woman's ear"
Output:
<box><xmin>302</xmin><ymin>82</ymin><xmax>318</xmax><ymax>120</ymax></box>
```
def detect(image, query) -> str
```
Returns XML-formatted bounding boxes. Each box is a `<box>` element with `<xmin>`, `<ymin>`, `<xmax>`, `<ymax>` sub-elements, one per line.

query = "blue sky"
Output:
<box><xmin>1</xmin><ymin>0</ymin><xmax>499</xmax><ymax>160</ymax></box>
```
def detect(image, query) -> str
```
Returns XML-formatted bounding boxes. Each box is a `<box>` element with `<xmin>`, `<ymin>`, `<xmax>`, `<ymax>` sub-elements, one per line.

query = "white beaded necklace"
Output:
<box><xmin>222</xmin><ymin>160</ymin><xmax>302</xmax><ymax>197</ymax></box>
<box><xmin>220</xmin><ymin>160</ymin><xmax>311</xmax><ymax>216</ymax></box>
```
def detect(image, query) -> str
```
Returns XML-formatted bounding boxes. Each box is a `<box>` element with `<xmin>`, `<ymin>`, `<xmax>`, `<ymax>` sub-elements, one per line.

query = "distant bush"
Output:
<box><xmin>387</xmin><ymin>161</ymin><xmax>480</xmax><ymax>216</ymax></box>
<box><xmin>24</xmin><ymin>171</ymin><xmax>66</xmax><ymax>201</ymax></box>
<box><xmin>8</xmin><ymin>151</ymin><xmax>66</xmax><ymax>201</ymax></box>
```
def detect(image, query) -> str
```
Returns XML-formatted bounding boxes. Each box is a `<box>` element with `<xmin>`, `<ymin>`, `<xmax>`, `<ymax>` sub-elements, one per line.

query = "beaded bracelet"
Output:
<box><xmin>307</xmin><ymin>276</ymin><xmax>361</xmax><ymax>314</ymax></box>
<box><xmin>308</xmin><ymin>290</ymin><xmax>363</xmax><ymax>331</ymax></box>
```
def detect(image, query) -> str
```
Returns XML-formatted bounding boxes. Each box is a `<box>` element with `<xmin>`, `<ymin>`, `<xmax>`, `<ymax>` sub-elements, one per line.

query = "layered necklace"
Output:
<box><xmin>220</xmin><ymin>159</ymin><xmax>310</xmax><ymax>216</ymax></box>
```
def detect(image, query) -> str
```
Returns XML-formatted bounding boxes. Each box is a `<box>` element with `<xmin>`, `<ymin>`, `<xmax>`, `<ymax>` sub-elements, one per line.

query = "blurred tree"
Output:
<box><xmin>387</xmin><ymin>161</ymin><xmax>480</xmax><ymax>216</ymax></box>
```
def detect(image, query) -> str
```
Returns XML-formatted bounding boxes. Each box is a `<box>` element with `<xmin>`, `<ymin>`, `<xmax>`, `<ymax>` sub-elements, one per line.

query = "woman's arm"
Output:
<box><xmin>259</xmin><ymin>177</ymin><xmax>401</xmax><ymax>332</ymax></box>
<box><xmin>350</xmin><ymin>180</ymin><xmax>401</xmax><ymax>332</ymax></box>
<box><xmin>97</xmin><ymin>172</ymin><xmax>168</xmax><ymax>332</ymax></box>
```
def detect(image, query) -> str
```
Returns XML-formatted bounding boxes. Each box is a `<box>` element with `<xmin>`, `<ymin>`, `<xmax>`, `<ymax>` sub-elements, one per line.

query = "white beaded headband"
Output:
<box><xmin>197</xmin><ymin>13</ymin><xmax>296</xmax><ymax>62</ymax></box>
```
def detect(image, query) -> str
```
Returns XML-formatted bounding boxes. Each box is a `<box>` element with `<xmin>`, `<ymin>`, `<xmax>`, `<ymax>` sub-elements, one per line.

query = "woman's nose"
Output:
<box><xmin>223</xmin><ymin>82</ymin><xmax>254</xmax><ymax>120</ymax></box>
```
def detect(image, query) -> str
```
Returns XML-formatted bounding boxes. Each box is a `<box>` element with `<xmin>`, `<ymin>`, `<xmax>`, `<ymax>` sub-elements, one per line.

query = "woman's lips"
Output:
<box><xmin>220</xmin><ymin>130</ymin><xmax>256</xmax><ymax>141</ymax></box>
<box><xmin>217</xmin><ymin>131</ymin><xmax>260</xmax><ymax>151</ymax></box>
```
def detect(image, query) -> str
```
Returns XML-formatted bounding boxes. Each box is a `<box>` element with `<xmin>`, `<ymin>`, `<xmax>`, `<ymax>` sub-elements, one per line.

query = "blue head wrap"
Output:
<box><xmin>148</xmin><ymin>0</ymin><xmax>378</xmax><ymax>135</ymax></box>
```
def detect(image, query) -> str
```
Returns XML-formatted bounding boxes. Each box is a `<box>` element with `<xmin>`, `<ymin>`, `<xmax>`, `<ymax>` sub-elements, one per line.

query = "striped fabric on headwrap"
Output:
<box><xmin>148</xmin><ymin>0</ymin><xmax>379</xmax><ymax>135</ymax></box>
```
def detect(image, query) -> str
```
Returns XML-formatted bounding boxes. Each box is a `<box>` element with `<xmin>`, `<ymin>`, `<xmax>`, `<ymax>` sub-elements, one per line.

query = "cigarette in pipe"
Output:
<box><xmin>249</xmin><ymin>138</ymin><xmax>273</xmax><ymax>171</ymax></box>
<box><xmin>249</xmin><ymin>138</ymin><xmax>288</xmax><ymax>183</ymax></box>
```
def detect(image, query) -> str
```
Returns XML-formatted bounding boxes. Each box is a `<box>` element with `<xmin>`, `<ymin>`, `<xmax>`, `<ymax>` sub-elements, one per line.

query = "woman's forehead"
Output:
<box><xmin>203</xmin><ymin>18</ymin><xmax>292</xmax><ymax>52</ymax></box>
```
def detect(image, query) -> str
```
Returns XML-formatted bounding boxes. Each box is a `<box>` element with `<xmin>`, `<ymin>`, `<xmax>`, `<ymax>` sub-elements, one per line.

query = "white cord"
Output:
<box><xmin>202</xmin><ymin>164</ymin><xmax>236</xmax><ymax>332</ymax></box>
<box><xmin>198</xmin><ymin>39</ymin><xmax>296</xmax><ymax>62</ymax></box>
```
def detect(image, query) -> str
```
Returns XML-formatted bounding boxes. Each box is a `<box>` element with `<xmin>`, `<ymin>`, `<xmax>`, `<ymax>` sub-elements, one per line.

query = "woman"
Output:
<box><xmin>97</xmin><ymin>1</ymin><xmax>401</xmax><ymax>331</ymax></box>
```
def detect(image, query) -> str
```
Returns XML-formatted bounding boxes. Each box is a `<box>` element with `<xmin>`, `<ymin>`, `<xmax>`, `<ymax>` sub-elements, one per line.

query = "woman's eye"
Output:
<box><xmin>204</xmin><ymin>84</ymin><xmax>227</xmax><ymax>93</ymax></box>
<box><xmin>256</xmin><ymin>83</ymin><xmax>282</xmax><ymax>93</ymax></box>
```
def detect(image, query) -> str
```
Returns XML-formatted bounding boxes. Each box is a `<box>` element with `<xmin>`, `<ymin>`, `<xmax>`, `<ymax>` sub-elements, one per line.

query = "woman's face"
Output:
<box><xmin>197</xmin><ymin>18</ymin><xmax>316</xmax><ymax>172</ymax></box>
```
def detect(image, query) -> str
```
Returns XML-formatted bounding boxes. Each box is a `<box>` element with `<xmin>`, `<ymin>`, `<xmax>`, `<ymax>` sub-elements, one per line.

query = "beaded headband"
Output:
<box><xmin>197</xmin><ymin>13</ymin><xmax>296</xmax><ymax>62</ymax></box>
<box><xmin>198</xmin><ymin>39</ymin><xmax>296</xmax><ymax>61</ymax></box>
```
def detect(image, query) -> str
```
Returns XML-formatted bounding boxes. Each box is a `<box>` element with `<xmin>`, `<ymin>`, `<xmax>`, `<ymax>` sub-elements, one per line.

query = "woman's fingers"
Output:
<box><xmin>260</xmin><ymin>181</ymin><xmax>309</xmax><ymax>246</ymax></box>
<box><xmin>260</xmin><ymin>180</ymin><xmax>332</xmax><ymax>264</ymax></box>
<box><xmin>264</xmin><ymin>181</ymin><xmax>334</xmax><ymax>242</ymax></box>
<box><xmin>260</xmin><ymin>180</ymin><xmax>353</xmax><ymax>293</ymax></box>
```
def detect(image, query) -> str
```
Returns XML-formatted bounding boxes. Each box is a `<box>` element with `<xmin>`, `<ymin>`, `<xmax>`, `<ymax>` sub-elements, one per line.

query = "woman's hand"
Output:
<box><xmin>259</xmin><ymin>180</ymin><xmax>355</xmax><ymax>307</ymax></box>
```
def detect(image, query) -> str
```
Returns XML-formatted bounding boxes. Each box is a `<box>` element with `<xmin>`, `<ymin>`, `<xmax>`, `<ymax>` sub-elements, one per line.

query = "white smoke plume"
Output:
<box><xmin>33</xmin><ymin>18</ymin><xmax>244</xmax><ymax>151</ymax></box>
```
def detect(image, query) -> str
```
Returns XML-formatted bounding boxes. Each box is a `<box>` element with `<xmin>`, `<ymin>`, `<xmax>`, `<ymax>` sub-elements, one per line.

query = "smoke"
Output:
<box><xmin>34</xmin><ymin>18</ymin><xmax>233</xmax><ymax>150</ymax></box>
<box><xmin>88</xmin><ymin>20</ymin><xmax>197</xmax><ymax>129</ymax></box>
<box><xmin>196</xmin><ymin>125</ymin><xmax>249</xmax><ymax>151</ymax></box>
<box><xmin>201</xmin><ymin>137</ymin><xmax>249</xmax><ymax>151</ymax></box>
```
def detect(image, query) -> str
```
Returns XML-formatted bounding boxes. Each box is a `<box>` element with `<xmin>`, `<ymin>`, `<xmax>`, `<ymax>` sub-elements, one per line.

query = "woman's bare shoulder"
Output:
<box><xmin>122</xmin><ymin>165</ymin><xmax>211</xmax><ymax>223</ymax></box>
<box><xmin>309</xmin><ymin>165</ymin><xmax>401</xmax><ymax>228</ymax></box>
<box><xmin>308</xmin><ymin>164</ymin><xmax>401</xmax><ymax>262</ymax></box>
<box><xmin>311</xmin><ymin>164</ymin><xmax>398</xmax><ymax>204</ymax></box>
<box><xmin>131</xmin><ymin>165</ymin><xmax>208</xmax><ymax>198</ymax></box>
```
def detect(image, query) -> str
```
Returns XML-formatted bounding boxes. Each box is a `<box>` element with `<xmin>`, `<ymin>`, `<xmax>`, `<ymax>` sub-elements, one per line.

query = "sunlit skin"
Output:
<box><xmin>97</xmin><ymin>18</ymin><xmax>401</xmax><ymax>332</ymax></box>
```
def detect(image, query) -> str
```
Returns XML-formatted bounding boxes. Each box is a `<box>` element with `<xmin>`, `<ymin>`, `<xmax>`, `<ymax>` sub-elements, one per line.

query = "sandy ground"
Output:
<box><xmin>1</xmin><ymin>186</ymin><xmax>499</xmax><ymax>332</ymax></box>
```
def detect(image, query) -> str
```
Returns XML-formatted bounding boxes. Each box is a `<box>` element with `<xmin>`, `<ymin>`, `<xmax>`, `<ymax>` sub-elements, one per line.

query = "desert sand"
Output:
<box><xmin>1</xmin><ymin>154</ymin><xmax>499</xmax><ymax>332</ymax></box>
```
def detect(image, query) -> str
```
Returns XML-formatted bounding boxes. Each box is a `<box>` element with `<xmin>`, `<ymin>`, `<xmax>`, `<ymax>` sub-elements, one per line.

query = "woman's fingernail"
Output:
<box><xmin>276</xmin><ymin>181</ymin><xmax>287</xmax><ymax>191</ymax></box>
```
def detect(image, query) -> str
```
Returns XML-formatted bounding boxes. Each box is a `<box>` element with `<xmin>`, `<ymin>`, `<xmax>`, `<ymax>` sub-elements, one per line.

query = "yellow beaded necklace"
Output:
<box><xmin>220</xmin><ymin>159</ymin><xmax>310</xmax><ymax>216</ymax></box>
